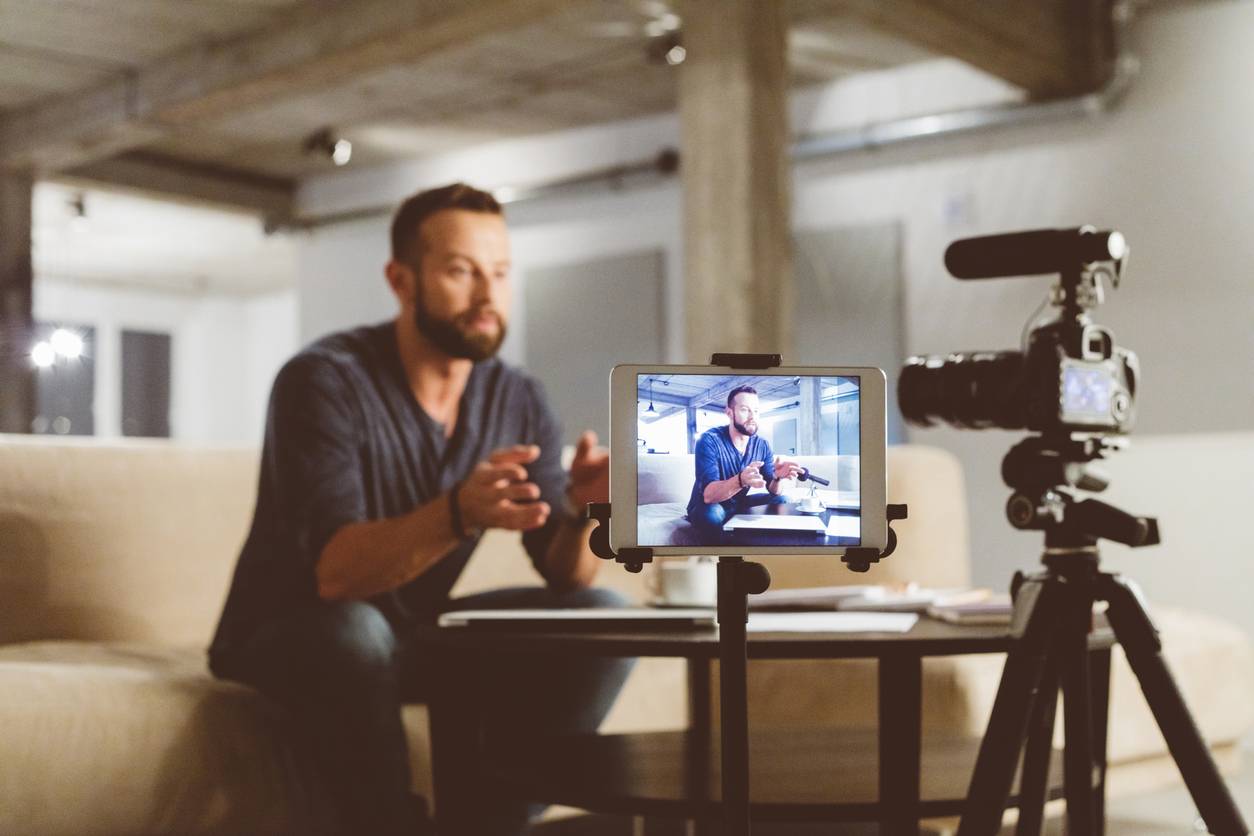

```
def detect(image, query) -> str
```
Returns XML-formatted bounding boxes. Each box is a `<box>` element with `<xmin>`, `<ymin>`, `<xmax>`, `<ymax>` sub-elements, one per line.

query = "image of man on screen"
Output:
<box><xmin>686</xmin><ymin>385</ymin><xmax>805</xmax><ymax>537</ymax></box>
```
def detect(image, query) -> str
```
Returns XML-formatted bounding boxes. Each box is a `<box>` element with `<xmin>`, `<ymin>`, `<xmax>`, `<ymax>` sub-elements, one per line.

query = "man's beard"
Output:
<box><xmin>733</xmin><ymin>418</ymin><xmax>758</xmax><ymax>437</ymax></box>
<box><xmin>413</xmin><ymin>294</ymin><xmax>507</xmax><ymax>361</ymax></box>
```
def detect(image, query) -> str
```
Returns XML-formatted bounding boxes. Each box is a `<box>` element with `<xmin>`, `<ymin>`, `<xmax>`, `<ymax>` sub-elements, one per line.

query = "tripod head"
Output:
<box><xmin>1001</xmin><ymin>433</ymin><xmax>1160</xmax><ymax>552</ymax></box>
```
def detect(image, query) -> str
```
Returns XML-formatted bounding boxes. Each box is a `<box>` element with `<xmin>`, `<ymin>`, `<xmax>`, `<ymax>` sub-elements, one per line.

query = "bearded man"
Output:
<box><xmin>686</xmin><ymin>385</ymin><xmax>806</xmax><ymax>537</ymax></box>
<box><xmin>209</xmin><ymin>183</ymin><xmax>631</xmax><ymax>836</ymax></box>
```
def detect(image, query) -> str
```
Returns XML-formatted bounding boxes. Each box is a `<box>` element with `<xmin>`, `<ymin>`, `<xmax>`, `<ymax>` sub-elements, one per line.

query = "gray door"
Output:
<box><xmin>524</xmin><ymin>250</ymin><xmax>666</xmax><ymax>446</ymax></box>
<box><xmin>793</xmin><ymin>224</ymin><xmax>905</xmax><ymax>443</ymax></box>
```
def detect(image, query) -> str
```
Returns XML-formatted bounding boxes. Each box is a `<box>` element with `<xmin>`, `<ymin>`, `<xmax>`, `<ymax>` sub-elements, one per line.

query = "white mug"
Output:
<box><xmin>651</xmin><ymin>557</ymin><xmax>718</xmax><ymax>607</ymax></box>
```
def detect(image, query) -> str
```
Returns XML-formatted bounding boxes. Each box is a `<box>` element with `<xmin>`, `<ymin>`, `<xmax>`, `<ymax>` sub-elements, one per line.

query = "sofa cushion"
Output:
<box><xmin>0</xmin><ymin>437</ymin><xmax>259</xmax><ymax>647</ymax></box>
<box><xmin>0</xmin><ymin>642</ymin><xmax>328</xmax><ymax>836</ymax></box>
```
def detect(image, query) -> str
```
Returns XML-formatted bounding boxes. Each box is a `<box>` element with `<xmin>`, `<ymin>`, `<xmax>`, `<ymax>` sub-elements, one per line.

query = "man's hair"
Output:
<box><xmin>726</xmin><ymin>385</ymin><xmax>758</xmax><ymax>408</ymax></box>
<box><xmin>389</xmin><ymin>182</ymin><xmax>502</xmax><ymax>264</ymax></box>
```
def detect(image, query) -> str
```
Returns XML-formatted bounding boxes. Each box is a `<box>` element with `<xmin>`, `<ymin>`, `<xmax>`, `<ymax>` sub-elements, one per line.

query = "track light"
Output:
<box><xmin>302</xmin><ymin>128</ymin><xmax>353</xmax><ymax>167</ymax></box>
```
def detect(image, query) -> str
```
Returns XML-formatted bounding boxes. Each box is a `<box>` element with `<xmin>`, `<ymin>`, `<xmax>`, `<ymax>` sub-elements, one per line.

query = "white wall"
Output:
<box><xmin>293</xmin><ymin>2</ymin><xmax>1254</xmax><ymax>631</ymax></box>
<box><xmin>34</xmin><ymin>279</ymin><xmax>297</xmax><ymax>444</ymax></box>
<box><xmin>30</xmin><ymin>181</ymin><xmax>300</xmax><ymax>445</ymax></box>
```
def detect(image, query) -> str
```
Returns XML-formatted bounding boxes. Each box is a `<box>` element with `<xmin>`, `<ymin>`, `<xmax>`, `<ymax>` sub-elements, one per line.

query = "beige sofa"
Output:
<box><xmin>0</xmin><ymin>435</ymin><xmax>1250</xmax><ymax>835</ymax></box>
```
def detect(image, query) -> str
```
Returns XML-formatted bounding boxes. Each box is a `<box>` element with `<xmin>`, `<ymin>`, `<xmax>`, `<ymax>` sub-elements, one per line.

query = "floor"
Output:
<box><xmin>529</xmin><ymin>758</ymin><xmax>1254</xmax><ymax>834</ymax></box>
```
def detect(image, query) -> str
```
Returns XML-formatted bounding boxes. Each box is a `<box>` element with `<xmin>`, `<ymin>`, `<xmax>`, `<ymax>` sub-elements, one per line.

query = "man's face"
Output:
<box><xmin>401</xmin><ymin>209</ymin><xmax>511</xmax><ymax>361</ymax></box>
<box><xmin>727</xmin><ymin>393</ymin><xmax>760</xmax><ymax>437</ymax></box>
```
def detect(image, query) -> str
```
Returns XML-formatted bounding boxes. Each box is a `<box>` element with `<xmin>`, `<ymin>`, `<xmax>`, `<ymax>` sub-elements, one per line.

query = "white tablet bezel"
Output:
<box><xmin>608</xmin><ymin>364</ymin><xmax>888</xmax><ymax>556</ymax></box>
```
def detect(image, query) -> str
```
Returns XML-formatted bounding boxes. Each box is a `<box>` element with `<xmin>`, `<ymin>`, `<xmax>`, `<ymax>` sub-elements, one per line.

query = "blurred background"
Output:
<box><xmin>0</xmin><ymin>0</ymin><xmax>1250</xmax><ymax>630</ymax></box>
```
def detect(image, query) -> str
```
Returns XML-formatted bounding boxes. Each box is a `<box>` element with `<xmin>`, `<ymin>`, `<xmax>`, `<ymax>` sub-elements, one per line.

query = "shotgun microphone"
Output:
<box><xmin>944</xmin><ymin>227</ymin><xmax>1127</xmax><ymax>279</ymax></box>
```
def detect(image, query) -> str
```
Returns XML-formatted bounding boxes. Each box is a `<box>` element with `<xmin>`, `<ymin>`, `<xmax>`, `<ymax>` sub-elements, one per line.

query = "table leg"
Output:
<box><xmin>428</xmin><ymin>646</ymin><xmax>481</xmax><ymax>836</ymax></box>
<box><xmin>880</xmin><ymin>655</ymin><xmax>923</xmax><ymax>835</ymax></box>
<box><xmin>685</xmin><ymin>656</ymin><xmax>715</xmax><ymax>835</ymax></box>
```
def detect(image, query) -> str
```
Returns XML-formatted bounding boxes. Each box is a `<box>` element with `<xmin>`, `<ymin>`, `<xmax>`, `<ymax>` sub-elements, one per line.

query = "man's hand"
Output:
<box><xmin>567</xmin><ymin>430</ymin><xmax>609</xmax><ymax>509</ymax></box>
<box><xmin>739</xmin><ymin>460</ymin><xmax>766</xmax><ymax>490</ymax></box>
<box><xmin>458</xmin><ymin>445</ymin><xmax>550</xmax><ymax>532</ymax></box>
<box><xmin>773</xmin><ymin>456</ymin><xmax>804</xmax><ymax>482</ymax></box>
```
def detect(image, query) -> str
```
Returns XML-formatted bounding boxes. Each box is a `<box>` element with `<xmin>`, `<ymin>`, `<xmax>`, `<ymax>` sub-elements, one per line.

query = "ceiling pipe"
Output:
<box><xmin>290</xmin><ymin>14</ymin><xmax>1139</xmax><ymax>232</ymax></box>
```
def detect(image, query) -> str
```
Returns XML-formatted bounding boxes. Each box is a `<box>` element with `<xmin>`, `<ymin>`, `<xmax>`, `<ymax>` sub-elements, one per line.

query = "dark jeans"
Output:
<box><xmin>213</xmin><ymin>585</ymin><xmax>634</xmax><ymax>836</ymax></box>
<box><xmin>689</xmin><ymin>491</ymin><xmax>787</xmax><ymax>537</ymax></box>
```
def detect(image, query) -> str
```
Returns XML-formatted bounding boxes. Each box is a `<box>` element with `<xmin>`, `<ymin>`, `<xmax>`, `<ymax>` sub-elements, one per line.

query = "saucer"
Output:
<box><xmin>648</xmin><ymin>597</ymin><xmax>717</xmax><ymax>609</ymax></box>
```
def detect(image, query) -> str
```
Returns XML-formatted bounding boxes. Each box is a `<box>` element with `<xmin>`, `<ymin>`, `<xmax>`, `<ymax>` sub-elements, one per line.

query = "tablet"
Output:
<box><xmin>609</xmin><ymin>364</ymin><xmax>887</xmax><ymax>556</ymax></box>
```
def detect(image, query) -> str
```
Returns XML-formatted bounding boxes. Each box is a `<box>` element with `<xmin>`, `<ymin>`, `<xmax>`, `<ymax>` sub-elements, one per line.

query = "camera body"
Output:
<box><xmin>900</xmin><ymin>319</ymin><xmax>1139</xmax><ymax>435</ymax></box>
<box><xmin>899</xmin><ymin>226</ymin><xmax>1137</xmax><ymax>436</ymax></box>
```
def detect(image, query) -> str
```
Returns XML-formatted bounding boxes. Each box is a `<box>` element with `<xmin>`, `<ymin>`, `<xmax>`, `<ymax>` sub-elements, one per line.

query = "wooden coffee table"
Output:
<box><xmin>420</xmin><ymin>615</ymin><xmax>1115</xmax><ymax>834</ymax></box>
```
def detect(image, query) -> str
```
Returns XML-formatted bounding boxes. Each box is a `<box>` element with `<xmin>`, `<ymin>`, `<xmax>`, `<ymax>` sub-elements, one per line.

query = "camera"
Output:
<box><xmin>898</xmin><ymin>226</ymin><xmax>1138</xmax><ymax>435</ymax></box>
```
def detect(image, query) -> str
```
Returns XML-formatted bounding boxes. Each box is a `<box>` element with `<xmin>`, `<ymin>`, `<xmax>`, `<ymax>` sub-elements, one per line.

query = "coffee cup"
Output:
<box><xmin>650</xmin><ymin>556</ymin><xmax>717</xmax><ymax>607</ymax></box>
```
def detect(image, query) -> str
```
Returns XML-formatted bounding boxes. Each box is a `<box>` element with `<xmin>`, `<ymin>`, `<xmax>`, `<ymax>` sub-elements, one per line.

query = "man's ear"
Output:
<box><xmin>384</xmin><ymin>260</ymin><xmax>416</xmax><ymax>303</ymax></box>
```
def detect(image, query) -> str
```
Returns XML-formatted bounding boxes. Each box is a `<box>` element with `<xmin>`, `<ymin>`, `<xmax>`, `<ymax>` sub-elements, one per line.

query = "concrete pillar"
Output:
<box><xmin>799</xmin><ymin>376</ymin><xmax>821</xmax><ymax>455</ymax></box>
<box><xmin>678</xmin><ymin>0</ymin><xmax>793</xmax><ymax>362</ymax></box>
<box><xmin>0</xmin><ymin>172</ymin><xmax>34</xmax><ymax>434</ymax></box>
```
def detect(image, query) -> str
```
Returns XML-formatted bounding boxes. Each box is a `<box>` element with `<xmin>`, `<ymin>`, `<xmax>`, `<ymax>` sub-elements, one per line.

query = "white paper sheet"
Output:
<box><xmin>746</xmin><ymin>611</ymin><xmax>919</xmax><ymax>633</ymax></box>
<box><xmin>438</xmin><ymin>608</ymin><xmax>716</xmax><ymax>627</ymax></box>
<box><xmin>824</xmin><ymin>515</ymin><xmax>861</xmax><ymax>538</ymax></box>
<box><xmin>722</xmin><ymin>515</ymin><xmax>827</xmax><ymax>532</ymax></box>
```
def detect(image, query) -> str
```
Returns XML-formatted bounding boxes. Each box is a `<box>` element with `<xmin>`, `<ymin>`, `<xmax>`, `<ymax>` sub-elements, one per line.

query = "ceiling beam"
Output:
<box><xmin>837</xmin><ymin>0</ymin><xmax>1116</xmax><ymax>98</ymax></box>
<box><xmin>61</xmin><ymin>152</ymin><xmax>295</xmax><ymax>221</ymax></box>
<box><xmin>0</xmin><ymin>0</ymin><xmax>568</xmax><ymax>173</ymax></box>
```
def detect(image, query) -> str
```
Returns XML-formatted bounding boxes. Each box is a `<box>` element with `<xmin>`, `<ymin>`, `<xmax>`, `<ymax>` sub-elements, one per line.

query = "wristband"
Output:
<box><xmin>561</xmin><ymin>492</ymin><xmax>590</xmax><ymax>527</ymax></box>
<box><xmin>448</xmin><ymin>481</ymin><xmax>473</xmax><ymax>539</ymax></box>
<box><xmin>738</xmin><ymin>471</ymin><xmax>745</xmax><ymax>490</ymax></box>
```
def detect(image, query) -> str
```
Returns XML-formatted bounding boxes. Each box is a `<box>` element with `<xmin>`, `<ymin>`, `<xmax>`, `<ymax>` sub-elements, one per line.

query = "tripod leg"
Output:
<box><xmin>1090</xmin><ymin>648</ymin><xmax>1112</xmax><ymax>836</ymax></box>
<box><xmin>1100</xmin><ymin>574</ymin><xmax>1249</xmax><ymax>835</ymax></box>
<box><xmin>1057</xmin><ymin>600</ymin><xmax>1096</xmax><ymax>836</ymax></box>
<box><xmin>1015</xmin><ymin>657</ymin><xmax>1059</xmax><ymax>836</ymax></box>
<box><xmin>957</xmin><ymin>578</ymin><xmax>1059</xmax><ymax>836</ymax></box>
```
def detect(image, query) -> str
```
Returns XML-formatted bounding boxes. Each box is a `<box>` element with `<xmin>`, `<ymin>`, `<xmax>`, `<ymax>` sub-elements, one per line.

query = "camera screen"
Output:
<box><xmin>1061</xmin><ymin>364</ymin><xmax>1113</xmax><ymax>419</ymax></box>
<box><xmin>636</xmin><ymin>373</ymin><xmax>861</xmax><ymax>548</ymax></box>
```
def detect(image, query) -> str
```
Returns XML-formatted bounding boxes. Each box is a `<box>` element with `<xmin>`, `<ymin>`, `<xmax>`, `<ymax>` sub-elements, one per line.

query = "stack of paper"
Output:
<box><xmin>749</xmin><ymin>585</ymin><xmax>879</xmax><ymax>611</ymax></box>
<box><xmin>927</xmin><ymin>592</ymin><xmax>1014</xmax><ymax>625</ymax></box>
<box><xmin>747</xmin><ymin>611</ymin><xmax>919</xmax><ymax>633</ymax></box>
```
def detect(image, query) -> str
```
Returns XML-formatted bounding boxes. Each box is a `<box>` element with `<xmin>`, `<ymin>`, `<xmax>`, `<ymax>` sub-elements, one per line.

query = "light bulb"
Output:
<box><xmin>31</xmin><ymin>341</ymin><xmax>55</xmax><ymax>368</ymax></box>
<box><xmin>50</xmin><ymin>328</ymin><xmax>83</xmax><ymax>359</ymax></box>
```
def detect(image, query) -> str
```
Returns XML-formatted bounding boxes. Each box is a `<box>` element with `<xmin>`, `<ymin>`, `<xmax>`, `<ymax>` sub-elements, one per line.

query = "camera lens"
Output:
<box><xmin>899</xmin><ymin>351</ymin><xmax>1027</xmax><ymax>430</ymax></box>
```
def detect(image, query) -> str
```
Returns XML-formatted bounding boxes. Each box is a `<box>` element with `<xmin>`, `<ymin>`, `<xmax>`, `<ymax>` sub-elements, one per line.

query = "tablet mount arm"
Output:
<box><xmin>584</xmin><ymin>353</ymin><xmax>906</xmax><ymax>836</ymax></box>
<box><xmin>586</xmin><ymin>500</ymin><xmax>908</xmax><ymax>572</ymax></box>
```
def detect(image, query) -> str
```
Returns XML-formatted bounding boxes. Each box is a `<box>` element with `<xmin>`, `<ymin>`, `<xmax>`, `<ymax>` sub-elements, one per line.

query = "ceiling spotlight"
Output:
<box><xmin>331</xmin><ymin>139</ymin><xmax>352</xmax><ymax>166</ymax></box>
<box><xmin>646</xmin><ymin>30</ymin><xmax>684</xmax><ymax>66</ymax></box>
<box><xmin>30</xmin><ymin>341</ymin><xmax>55</xmax><ymax>369</ymax></box>
<box><xmin>302</xmin><ymin>128</ymin><xmax>353</xmax><ymax>166</ymax></box>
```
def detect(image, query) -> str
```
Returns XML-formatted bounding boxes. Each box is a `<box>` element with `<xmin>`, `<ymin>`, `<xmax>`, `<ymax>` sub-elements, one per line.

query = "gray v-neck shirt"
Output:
<box><xmin>210</xmin><ymin>321</ymin><xmax>567</xmax><ymax>663</ymax></box>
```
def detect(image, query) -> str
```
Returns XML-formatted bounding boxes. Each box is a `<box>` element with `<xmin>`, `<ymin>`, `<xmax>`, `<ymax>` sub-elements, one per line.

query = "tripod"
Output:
<box><xmin>957</xmin><ymin>436</ymin><xmax>1249</xmax><ymax>836</ymax></box>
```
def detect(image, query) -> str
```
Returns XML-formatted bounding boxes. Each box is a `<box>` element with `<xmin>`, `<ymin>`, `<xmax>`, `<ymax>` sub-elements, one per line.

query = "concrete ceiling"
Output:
<box><xmin>0</xmin><ymin>0</ymin><xmax>1117</xmax><ymax>230</ymax></box>
<box><xmin>0</xmin><ymin>0</ymin><xmax>944</xmax><ymax>185</ymax></box>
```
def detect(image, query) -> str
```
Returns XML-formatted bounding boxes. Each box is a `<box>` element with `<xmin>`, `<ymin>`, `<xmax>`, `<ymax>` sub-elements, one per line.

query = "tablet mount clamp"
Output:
<box><xmin>586</xmin><ymin>353</ymin><xmax>906</xmax><ymax>836</ymax></box>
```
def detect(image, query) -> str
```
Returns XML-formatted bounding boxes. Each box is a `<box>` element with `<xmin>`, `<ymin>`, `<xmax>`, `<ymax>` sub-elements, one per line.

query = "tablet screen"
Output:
<box><xmin>635</xmin><ymin>373</ymin><xmax>861</xmax><ymax>548</ymax></box>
